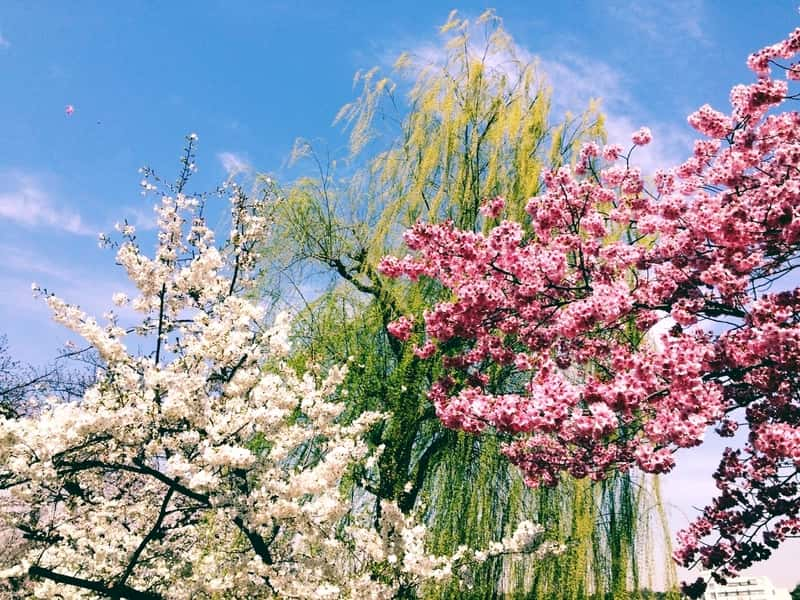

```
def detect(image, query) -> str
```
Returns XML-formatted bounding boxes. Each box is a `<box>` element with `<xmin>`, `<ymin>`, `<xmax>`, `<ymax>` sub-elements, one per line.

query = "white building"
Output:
<box><xmin>700</xmin><ymin>573</ymin><xmax>791</xmax><ymax>600</ymax></box>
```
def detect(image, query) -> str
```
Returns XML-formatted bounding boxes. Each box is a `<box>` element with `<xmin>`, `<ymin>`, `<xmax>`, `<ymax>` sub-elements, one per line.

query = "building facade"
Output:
<box><xmin>701</xmin><ymin>573</ymin><xmax>791</xmax><ymax>600</ymax></box>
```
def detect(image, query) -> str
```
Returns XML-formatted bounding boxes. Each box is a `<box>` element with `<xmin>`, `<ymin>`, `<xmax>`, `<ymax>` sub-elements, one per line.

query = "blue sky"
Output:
<box><xmin>2</xmin><ymin>0</ymin><xmax>799</xmax><ymax>589</ymax></box>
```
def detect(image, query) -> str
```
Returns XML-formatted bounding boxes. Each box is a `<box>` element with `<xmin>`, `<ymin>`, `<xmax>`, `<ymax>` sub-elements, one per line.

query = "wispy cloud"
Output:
<box><xmin>377</xmin><ymin>15</ymin><xmax>693</xmax><ymax>176</ymax></box>
<box><xmin>0</xmin><ymin>244</ymin><xmax>78</xmax><ymax>282</ymax></box>
<box><xmin>0</xmin><ymin>33</ymin><xmax>10</xmax><ymax>49</ymax></box>
<box><xmin>541</xmin><ymin>53</ymin><xmax>693</xmax><ymax>174</ymax></box>
<box><xmin>0</xmin><ymin>241</ymin><xmax>138</xmax><ymax>327</ymax></box>
<box><xmin>604</xmin><ymin>0</ymin><xmax>709</xmax><ymax>46</ymax></box>
<box><xmin>377</xmin><ymin>30</ymin><xmax>533</xmax><ymax>85</ymax></box>
<box><xmin>122</xmin><ymin>205</ymin><xmax>158</xmax><ymax>231</ymax></box>
<box><xmin>217</xmin><ymin>152</ymin><xmax>252</xmax><ymax>178</ymax></box>
<box><xmin>539</xmin><ymin>54</ymin><xmax>631</xmax><ymax>115</ymax></box>
<box><xmin>605</xmin><ymin>114</ymin><xmax>692</xmax><ymax>176</ymax></box>
<box><xmin>0</xmin><ymin>172</ymin><xmax>94</xmax><ymax>236</ymax></box>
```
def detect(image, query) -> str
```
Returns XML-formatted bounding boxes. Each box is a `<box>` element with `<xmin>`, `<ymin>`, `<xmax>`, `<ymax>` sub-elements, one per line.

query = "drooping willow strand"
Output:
<box><xmin>261</xmin><ymin>10</ymin><xmax>676</xmax><ymax>598</ymax></box>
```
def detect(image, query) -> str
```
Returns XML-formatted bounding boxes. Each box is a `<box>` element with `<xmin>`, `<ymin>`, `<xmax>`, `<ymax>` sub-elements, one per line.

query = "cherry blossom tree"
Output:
<box><xmin>382</xmin><ymin>27</ymin><xmax>800</xmax><ymax>597</ymax></box>
<box><xmin>0</xmin><ymin>137</ymin><xmax>560</xmax><ymax>599</ymax></box>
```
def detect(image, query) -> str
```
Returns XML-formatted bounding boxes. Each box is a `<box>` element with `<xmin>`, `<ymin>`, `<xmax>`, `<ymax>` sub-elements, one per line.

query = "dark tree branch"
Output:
<box><xmin>29</xmin><ymin>566</ymin><xmax>163</xmax><ymax>600</ymax></box>
<box><xmin>117</xmin><ymin>487</ymin><xmax>175</xmax><ymax>587</ymax></box>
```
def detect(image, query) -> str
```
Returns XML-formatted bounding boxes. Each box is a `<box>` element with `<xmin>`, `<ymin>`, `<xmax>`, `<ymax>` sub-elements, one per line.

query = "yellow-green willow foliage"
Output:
<box><xmin>263</xmin><ymin>10</ymin><xmax>676</xmax><ymax>599</ymax></box>
<box><xmin>334</xmin><ymin>9</ymin><xmax>604</xmax><ymax>242</ymax></box>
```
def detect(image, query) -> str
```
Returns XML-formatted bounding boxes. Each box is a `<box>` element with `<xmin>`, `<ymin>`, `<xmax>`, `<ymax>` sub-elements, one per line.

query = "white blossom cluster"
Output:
<box><xmin>0</xmin><ymin>151</ymin><xmax>560</xmax><ymax>598</ymax></box>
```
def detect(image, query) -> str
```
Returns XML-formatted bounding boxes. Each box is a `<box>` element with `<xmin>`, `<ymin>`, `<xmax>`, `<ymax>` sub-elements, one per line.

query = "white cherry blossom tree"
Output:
<box><xmin>0</xmin><ymin>137</ymin><xmax>559</xmax><ymax>599</ymax></box>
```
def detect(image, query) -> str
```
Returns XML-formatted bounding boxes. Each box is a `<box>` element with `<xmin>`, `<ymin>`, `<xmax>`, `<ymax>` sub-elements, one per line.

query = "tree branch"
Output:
<box><xmin>29</xmin><ymin>566</ymin><xmax>163</xmax><ymax>600</ymax></box>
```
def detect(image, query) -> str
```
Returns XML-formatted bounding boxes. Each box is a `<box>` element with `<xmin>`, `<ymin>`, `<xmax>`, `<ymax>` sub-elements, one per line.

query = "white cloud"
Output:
<box><xmin>540</xmin><ymin>53</ymin><xmax>693</xmax><ymax>174</ymax></box>
<box><xmin>217</xmin><ymin>152</ymin><xmax>251</xmax><ymax>178</ymax></box>
<box><xmin>604</xmin><ymin>113</ymin><xmax>693</xmax><ymax>175</ymax></box>
<box><xmin>0</xmin><ymin>242</ymin><xmax>139</xmax><ymax>341</ymax></box>
<box><xmin>122</xmin><ymin>205</ymin><xmax>158</xmax><ymax>231</ymax></box>
<box><xmin>379</xmin><ymin>30</ymin><xmax>534</xmax><ymax>85</ymax></box>
<box><xmin>0</xmin><ymin>244</ymin><xmax>77</xmax><ymax>281</ymax></box>
<box><xmin>379</xmin><ymin>18</ymin><xmax>693</xmax><ymax>176</ymax></box>
<box><xmin>540</xmin><ymin>54</ymin><xmax>630</xmax><ymax>115</ymax></box>
<box><xmin>0</xmin><ymin>172</ymin><xmax>94</xmax><ymax>236</ymax></box>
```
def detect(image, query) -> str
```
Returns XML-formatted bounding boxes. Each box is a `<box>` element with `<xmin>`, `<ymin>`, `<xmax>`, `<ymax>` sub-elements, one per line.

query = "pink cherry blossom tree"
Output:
<box><xmin>382</xmin><ymin>27</ymin><xmax>800</xmax><ymax>597</ymax></box>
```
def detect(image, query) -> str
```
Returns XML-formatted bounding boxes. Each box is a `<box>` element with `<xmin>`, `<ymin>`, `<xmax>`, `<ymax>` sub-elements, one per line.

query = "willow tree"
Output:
<box><xmin>262</xmin><ymin>11</ymin><xmax>673</xmax><ymax>598</ymax></box>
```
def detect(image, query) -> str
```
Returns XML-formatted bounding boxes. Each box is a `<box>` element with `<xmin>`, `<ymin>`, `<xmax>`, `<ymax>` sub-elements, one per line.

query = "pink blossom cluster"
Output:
<box><xmin>386</xmin><ymin>315</ymin><xmax>414</xmax><ymax>341</ymax></box>
<box><xmin>631</xmin><ymin>127</ymin><xmax>652</xmax><ymax>146</ymax></box>
<box><xmin>381</xmin><ymin>27</ymin><xmax>800</xmax><ymax>595</ymax></box>
<box><xmin>479</xmin><ymin>196</ymin><xmax>507</xmax><ymax>218</ymax></box>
